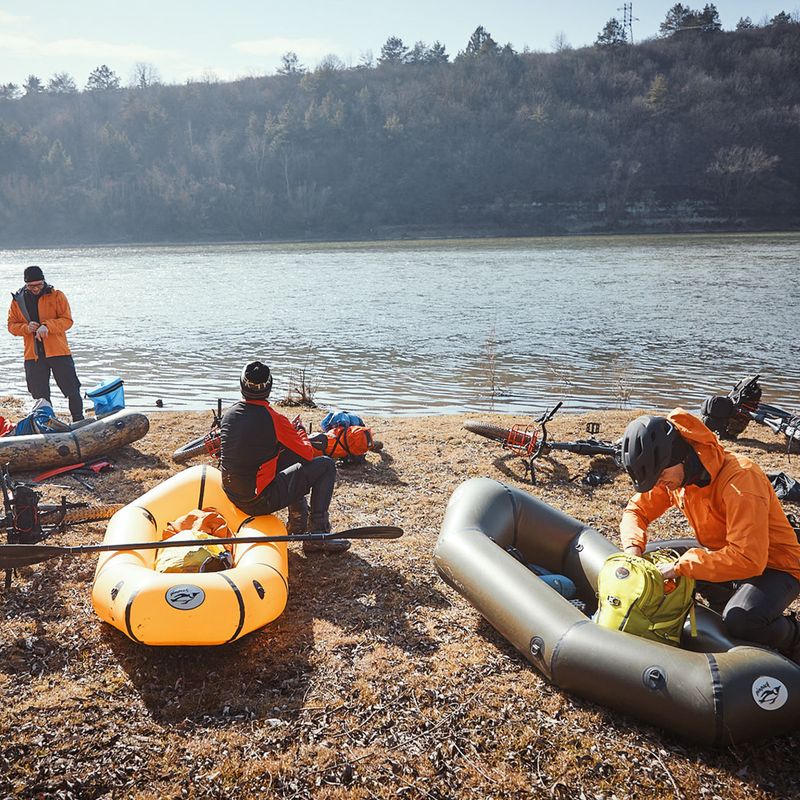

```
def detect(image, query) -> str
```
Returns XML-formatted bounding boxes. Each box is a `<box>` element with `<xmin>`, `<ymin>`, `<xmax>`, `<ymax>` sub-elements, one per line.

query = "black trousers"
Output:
<box><xmin>699</xmin><ymin>569</ymin><xmax>800</xmax><ymax>654</ymax></box>
<box><xmin>24</xmin><ymin>355</ymin><xmax>84</xmax><ymax>421</ymax></box>
<box><xmin>239</xmin><ymin>451</ymin><xmax>336</xmax><ymax>522</ymax></box>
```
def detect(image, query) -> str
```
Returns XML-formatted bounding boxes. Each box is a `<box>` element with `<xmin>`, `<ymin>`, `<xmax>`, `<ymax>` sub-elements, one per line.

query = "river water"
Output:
<box><xmin>1</xmin><ymin>234</ymin><xmax>798</xmax><ymax>418</ymax></box>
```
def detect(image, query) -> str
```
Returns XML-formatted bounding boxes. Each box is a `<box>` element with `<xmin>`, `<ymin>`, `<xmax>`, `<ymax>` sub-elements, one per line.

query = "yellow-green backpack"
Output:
<box><xmin>595</xmin><ymin>549</ymin><xmax>696</xmax><ymax>646</ymax></box>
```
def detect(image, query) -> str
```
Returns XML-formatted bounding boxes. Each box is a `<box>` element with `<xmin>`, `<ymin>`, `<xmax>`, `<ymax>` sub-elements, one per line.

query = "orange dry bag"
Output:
<box><xmin>324</xmin><ymin>425</ymin><xmax>375</xmax><ymax>460</ymax></box>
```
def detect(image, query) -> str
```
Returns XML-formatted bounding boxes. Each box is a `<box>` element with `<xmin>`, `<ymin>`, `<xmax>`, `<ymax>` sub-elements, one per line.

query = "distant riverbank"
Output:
<box><xmin>5</xmin><ymin>215</ymin><xmax>800</xmax><ymax>250</ymax></box>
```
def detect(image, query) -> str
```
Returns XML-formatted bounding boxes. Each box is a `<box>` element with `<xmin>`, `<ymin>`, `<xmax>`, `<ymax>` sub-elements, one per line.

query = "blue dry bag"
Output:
<box><xmin>320</xmin><ymin>410</ymin><xmax>365</xmax><ymax>432</ymax></box>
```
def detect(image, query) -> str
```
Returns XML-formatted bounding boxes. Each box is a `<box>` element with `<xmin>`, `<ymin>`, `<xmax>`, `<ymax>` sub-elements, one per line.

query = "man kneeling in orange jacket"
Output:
<box><xmin>620</xmin><ymin>408</ymin><xmax>800</xmax><ymax>660</ymax></box>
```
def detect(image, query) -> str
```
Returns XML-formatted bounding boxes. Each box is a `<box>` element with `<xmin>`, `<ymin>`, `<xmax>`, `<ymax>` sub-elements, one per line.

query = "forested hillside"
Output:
<box><xmin>1</xmin><ymin>15</ymin><xmax>799</xmax><ymax>245</ymax></box>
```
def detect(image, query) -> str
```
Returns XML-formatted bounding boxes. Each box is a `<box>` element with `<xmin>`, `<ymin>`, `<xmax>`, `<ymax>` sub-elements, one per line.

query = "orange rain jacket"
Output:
<box><xmin>8</xmin><ymin>286</ymin><xmax>74</xmax><ymax>361</ymax></box>
<box><xmin>620</xmin><ymin>408</ymin><xmax>800</xmax><ymax>583</ymax></box>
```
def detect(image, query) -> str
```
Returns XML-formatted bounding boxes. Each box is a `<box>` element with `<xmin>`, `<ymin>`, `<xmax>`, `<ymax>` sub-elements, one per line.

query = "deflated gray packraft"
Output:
<box><xmin>0</xmin><ymin>409</ymin><xmax>149</xmax><ymax>472</ymax></box>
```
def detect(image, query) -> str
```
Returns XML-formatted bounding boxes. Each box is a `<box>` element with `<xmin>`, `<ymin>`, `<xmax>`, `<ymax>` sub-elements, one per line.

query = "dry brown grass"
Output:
<box><xmin>1</xmin><ymin>403</ymin><xmax>799</xmax><ymax>799</ymax></box>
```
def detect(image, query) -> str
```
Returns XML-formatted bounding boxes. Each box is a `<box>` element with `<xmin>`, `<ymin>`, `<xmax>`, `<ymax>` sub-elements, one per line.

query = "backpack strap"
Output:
<box><xmin>331</xmin><ymin>426</ymin><xmax>352</xmax><ymax>457</ymax></box>
<box><xmin>11</xmin><ymin>288</ymin><xmax>31</xmax><ymax>322</ymax></box>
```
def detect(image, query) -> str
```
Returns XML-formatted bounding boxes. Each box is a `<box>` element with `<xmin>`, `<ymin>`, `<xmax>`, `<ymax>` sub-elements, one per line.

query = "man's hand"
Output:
<box><xmin>35</xmin><ymin>325</ymin><xmax>49</xmax><ymax>340</ymax></box>
<box><xmin>657</xmin><ymin>561</ymin><xmax>678</xmax><ymax>581</ymax></box>
<box><xmin>27</xmin><ymin>321</ymin><xmax>40</xmax><ymax>333</ymax></box>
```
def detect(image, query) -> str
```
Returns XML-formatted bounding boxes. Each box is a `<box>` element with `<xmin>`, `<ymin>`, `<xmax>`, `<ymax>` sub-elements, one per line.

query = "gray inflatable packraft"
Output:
<box><xmin>434</xmin><ymin>477</ymin><xmax>800</xmax><ymax>746</ymax></box>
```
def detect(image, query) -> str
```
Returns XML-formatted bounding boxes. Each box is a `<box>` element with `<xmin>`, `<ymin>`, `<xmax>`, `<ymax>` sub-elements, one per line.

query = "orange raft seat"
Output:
<box><xmin>91</xmin><ymin>464</ymin><xmax>288</xmax><ymax>646</ymax></box>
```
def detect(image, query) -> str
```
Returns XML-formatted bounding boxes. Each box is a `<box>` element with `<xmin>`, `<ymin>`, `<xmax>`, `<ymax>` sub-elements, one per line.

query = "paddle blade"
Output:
<box><xmin>0</xmin><ymin>544</ymin><xmax>70</xmax><ymax>569</ymax></box>
<box><xmin>335</xmin><ymin>525</ymin><xmax>404</xmax><ymax>540</ymax></box>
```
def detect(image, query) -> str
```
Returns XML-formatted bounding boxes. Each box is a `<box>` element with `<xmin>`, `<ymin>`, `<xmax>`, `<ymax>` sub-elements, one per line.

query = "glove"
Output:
<box><xmin>309</xmin><ymin>433</ymin><xmax>328</xmax><ymax>454</ymax></box>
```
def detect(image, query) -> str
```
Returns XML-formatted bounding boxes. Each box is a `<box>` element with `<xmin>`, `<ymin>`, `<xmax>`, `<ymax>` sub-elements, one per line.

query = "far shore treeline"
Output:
<box><xmin>1</xmin><ymin>8</ymin><xmax>799</xmax><ymax>246</ymax></box>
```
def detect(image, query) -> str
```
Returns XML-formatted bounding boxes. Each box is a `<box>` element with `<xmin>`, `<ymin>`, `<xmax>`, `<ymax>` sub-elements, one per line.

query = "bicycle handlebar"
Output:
<box><xmin>535</xmin><ymin>401</ymin><xmax>563</xmax><ymax>425</ymax></box>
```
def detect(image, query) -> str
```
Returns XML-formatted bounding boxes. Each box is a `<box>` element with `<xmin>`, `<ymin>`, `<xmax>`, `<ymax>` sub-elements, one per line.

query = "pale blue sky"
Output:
<box><xmin>0</xmin><ymin>1</ymin><xmax>796</xmax><ymax>87</ymax></box>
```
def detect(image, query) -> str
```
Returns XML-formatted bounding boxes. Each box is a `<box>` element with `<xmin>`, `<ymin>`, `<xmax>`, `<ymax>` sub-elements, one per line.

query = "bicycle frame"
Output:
<box><xmin>501</xmin><ymin>401</ymin><xmax>562</xmax><ymax>460</ymax></box>
<box><xmin>746</xmin><ymin>408</ymin><xmax>800</xmax><ymax>453</ymax></box>
<box><xmin>501</xmin><ymin>402</ymin><xmax>621</xmax><ymax>483</ymax></box>
<box><xmin>2</xmin><ymin>467</ymin><xmax>69</xmax><ymax>589</ymax></box>
<box><xmin>200</xmin><ymin>399</ymin><xmax>224</xmax><ymax>460</ymax></box>
<box><xmin>726</xmin><ymin>375</ymin><xmax>799</xmax><ymax>452</ymax></box>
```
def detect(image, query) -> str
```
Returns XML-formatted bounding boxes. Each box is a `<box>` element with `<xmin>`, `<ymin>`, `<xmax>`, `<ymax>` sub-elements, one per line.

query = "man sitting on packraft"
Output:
<box><xmin>619</xmin><ymin>409</ymin><xmax>800</xmax><ymax>660</ymax></box>
<box><xmin>219</xmin><ymin>361</ymin><xmax>349</xmax><ymax>554</ymax></box>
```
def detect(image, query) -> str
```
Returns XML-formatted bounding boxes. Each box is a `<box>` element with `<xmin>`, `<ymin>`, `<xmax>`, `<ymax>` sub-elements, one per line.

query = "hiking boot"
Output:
<box><xmin>783</xmin><ymin>612</ymin><xmax>800</xmax><ymax>663</ymax></box>
<box><xmin>303</xmin><ymin>512</ymin><xmax>350</xmax><ymax>554</ymax></box>
<box><xmin>286</xmin><ymin>498</ymin><xmax>309</xmax><ymax>536</ymax></box>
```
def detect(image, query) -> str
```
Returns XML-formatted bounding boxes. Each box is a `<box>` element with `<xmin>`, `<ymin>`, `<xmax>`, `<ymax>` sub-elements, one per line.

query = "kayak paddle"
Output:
<box><xmin>0</xmin><ymin>525</ymin><xmax>404</xmax><ymax>569</ymax></box>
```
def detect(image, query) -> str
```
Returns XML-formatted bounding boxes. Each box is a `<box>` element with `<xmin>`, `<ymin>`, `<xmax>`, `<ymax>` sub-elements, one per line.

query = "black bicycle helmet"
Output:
<box><xmin>240</xmin><ymin>361</ymin><xmax>273</xmax><ymax>399</ymax></box>
<box><xmin>620</xmin><ymin>415</ymin><xmax>680</xmax><ymax>493</ymax></box>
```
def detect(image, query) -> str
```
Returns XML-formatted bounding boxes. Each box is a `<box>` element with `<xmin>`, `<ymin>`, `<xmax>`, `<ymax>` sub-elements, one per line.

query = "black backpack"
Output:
<box><xmin>701</xmin><ymin>395</ymin><xmax>737</xmax><ymax>437</ymax></box>
<box><xmin>9</xmin><ymin>483</ymin><xmax>44</xmax><ymax>544</ymax></box>
<box><xmin>701</xmin><ymin>375</ymin><xmax>762</xmax><ymax>439</ymax></box>
<box><xmin>1</xmin><ymin>472</ymin><xmax>44</xmax><ymax>545</ymax></box>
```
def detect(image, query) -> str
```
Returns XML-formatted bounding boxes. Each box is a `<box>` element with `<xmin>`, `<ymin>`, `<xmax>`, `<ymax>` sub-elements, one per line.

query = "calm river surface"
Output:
<box><xmin>1</xmin><ymin>234</ymin><xmax>799</xmax><ymax>418</ymax></box>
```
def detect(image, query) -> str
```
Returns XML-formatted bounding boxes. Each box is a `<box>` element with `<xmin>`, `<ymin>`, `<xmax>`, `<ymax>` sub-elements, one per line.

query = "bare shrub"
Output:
<box><xmin>482</xmin><ymin>324</ymin><xmax>501</xmax><ymax>409</ymax></box>
<box><xmin>282</xmin><ymin>367</ymin><xmax>319</xmax><ymax>407</ymax></box>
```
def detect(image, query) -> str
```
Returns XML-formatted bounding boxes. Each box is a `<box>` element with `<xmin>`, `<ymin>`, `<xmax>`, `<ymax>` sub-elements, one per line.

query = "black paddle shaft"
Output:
<box><xmin>0</xmin><ymin>525</ymin><xmax>404</xmax><ymax>569</ymax></box>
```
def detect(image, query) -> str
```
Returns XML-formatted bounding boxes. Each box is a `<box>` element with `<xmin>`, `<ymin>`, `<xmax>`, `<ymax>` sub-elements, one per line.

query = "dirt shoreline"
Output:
<box><xmin>1</xmin><ymin>403</ymin><xmax>799</xmax><ymax>799</ymax></box>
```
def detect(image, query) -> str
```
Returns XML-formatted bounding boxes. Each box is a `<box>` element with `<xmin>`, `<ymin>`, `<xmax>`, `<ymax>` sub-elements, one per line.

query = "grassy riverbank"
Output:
<box><xmin>1</xmin><ymin>402</ymin><xmax>799</xmax><ymax>799</ymax></box>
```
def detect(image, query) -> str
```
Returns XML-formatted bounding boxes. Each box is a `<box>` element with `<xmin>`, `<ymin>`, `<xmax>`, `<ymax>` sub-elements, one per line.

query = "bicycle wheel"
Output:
<box><xmin>464</xmin><ymin>421</ymin><xmax>520</xmax><ymax>445</ymax></box>
<box><xmin>0</xmin><ymin>503</ymin><xmax>124</xmax><ymax>532</ymax></box>
<box><xmin>40</xmin><ymin>504</ymin><xmax>124</xmax><ymax>526</ymax></box>
<box><xmin>172</xmin><ymin>434</ymin><xmax>209</xmax><ymax>463</ymax></box>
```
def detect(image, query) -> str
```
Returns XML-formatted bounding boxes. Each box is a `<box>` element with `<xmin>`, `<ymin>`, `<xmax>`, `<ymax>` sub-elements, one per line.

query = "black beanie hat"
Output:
<box><xmin>24</xmin><ymin>265</ymin><xmax>45</xmax><ymax>282</ymax></box>
<box><xmin>240</xmin><ymin>361</ymin><xmax>273</xmax><ymax>399</ymax></box>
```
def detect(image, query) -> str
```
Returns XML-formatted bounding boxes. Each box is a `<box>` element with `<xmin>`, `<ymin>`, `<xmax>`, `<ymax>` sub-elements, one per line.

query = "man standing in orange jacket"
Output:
<box><xmin>620</xmin><ymin>409</ymin><xmax>800</xmax><ymax>660</ymax></box>
<box><xmin>7</xmin><ymin>266</ymin><xmax>84</xmax><ymax>421</ymax></box>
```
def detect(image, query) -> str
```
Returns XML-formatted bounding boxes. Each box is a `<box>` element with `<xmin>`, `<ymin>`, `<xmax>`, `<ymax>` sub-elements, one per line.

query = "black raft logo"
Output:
<box><xmin>751</xmin><ymin>676</ymin><xmax>788</xmax><ymax>710</ymax></box>
<box><xmin>165</xmin><ymin>584</ymin><xmax>206</xmax><ymax>610</ymax></box>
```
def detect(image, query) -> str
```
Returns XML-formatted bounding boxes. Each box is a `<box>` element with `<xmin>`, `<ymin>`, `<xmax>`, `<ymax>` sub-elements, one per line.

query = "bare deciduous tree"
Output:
<box><xmin>707</xmin><ymin>145</ymin><xmax>780</xmax><ymax>218</ymax></box>
<box><xmin>130</xmin><ymin>62</ymin><xmax>161</xmax><ymax>89</ymax></box>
